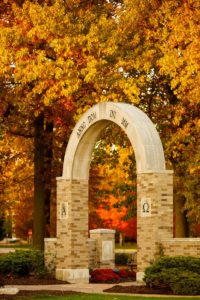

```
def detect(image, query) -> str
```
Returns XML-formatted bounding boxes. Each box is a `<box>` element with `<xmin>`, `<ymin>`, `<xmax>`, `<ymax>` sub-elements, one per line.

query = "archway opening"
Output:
<box><xmin>89</xmin><ymin>123</ymin><xmax>137</xmax><ymax>262</ymax></box>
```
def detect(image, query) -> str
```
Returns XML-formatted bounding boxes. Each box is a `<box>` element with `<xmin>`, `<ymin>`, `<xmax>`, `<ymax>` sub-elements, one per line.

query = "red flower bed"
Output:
<box><xmin>90</xmin><ymin>269</ymin><xmax>120</xmax><ymax>283</ymax></box>
<box><xmin>90</xmin><ymin>268</ymin><xmax>136</xmax><ymax>283</ymax></box>
<box><xmin>118</xmin><ymin>269</ymin><xmax>129</xmax><ymax>278</ymax></box>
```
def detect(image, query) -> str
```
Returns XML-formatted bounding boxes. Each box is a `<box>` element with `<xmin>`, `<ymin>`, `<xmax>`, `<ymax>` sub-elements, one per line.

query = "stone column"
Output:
<box><xmin>44</xmin><ymin>238</ymin><xmax>57</xmax><ymax>275</ymax></box>
<box><xmin>137</xmin><ymin>171</ymin><xmax>173</xmax><ymax>281</ymax></box>
<box><xmin>88</xmin><ymin>238</ymin><xmax>97</xmax><ymax>269</ymax></box>
<box><xmin>90</xmin><ymin>229</ymin><xmax>115</xmax><ymax>269</ymax></box>
<box><xmin>55</xmin><ymin>177</ymin><xmax>89</xmax><ymax>283</ymax></box>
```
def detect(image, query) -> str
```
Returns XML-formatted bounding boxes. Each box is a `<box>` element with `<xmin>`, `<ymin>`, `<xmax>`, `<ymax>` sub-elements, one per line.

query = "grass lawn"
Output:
<box><xmin>0</xmin><ymin>244</ymin><xmax>30</xmax><ymax>249</ymax></box>
<box><xmin>115</xmin><ymin>242</ymin><xmax>137</xmax><ymax>250</ymax></box>
<box><xmin>12</xmin><ymin>294</ymin><xmax>200</xmax><ymax>300</ymax></box>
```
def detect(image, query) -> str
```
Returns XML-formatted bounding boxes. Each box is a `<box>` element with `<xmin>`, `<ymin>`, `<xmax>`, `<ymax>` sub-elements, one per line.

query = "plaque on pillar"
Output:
<box><xmin>141</xmin><ymin>197</ymin><xmax>151</xmax><ymax>217</ymax></box>
<box><xmin>60</xmin><ymin>202</ymin><xmax>68</xmax><ymax>219</ymax></box>
<box><xmin>102</xmin><ymin>241</ymin><xmax>113</xmax><ymax>261</ymax></box>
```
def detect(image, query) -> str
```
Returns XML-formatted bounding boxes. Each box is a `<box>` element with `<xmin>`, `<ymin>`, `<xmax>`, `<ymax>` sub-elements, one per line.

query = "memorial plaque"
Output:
<box><xmin>102</xmin><ymin>241</ymin><xmax>113</xmax><ymax>261</ymax></box>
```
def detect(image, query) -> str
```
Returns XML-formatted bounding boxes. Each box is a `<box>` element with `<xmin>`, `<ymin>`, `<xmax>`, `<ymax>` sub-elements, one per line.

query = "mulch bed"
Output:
<box><xmin>104</xmin><ymin>284</ymin><xmax>173</xmax><ymax>295</ymax></box>
<box><xmin>1</xmin><ymin>277</ymin><xmax>73</xmax><ymax>299</ymax></box>
<box><xmin>3</xmin><ymin>277</ymin><xmax>68</xmax><ymax>285</ymax></box>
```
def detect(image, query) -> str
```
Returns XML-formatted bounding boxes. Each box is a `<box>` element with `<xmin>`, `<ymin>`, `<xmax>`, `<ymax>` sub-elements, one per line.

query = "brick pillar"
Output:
<box><xmin>137</xmin><ymin>171</ymin><xmax>173</xmax><ymax>281</ymax></box>
<box><xmin>90</xmin><ymin>229</ymin><xmax>115</xmax><ymax>268</ymax></box>
<box><xmin>55</xmin><ymin>178</ymin><xmax>89</xmax><ymax>283</ymax></box>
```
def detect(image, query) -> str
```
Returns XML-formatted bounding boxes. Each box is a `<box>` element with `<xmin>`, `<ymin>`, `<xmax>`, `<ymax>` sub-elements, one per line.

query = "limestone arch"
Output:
<box><xmin>62</xmin><ymin>102</ymin><xmax>166</xmax><ymax>179</ymax></box>
<box><xmin>55</xmin><ymin>102</ymin><xmax>173</xmax><ymax>283</ymax></box>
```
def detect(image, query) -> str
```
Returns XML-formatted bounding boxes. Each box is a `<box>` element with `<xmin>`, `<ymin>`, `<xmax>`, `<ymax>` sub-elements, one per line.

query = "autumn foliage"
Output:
<box><xmin>0</xmin><ymin>0</ymin><xmax>199</xmax><ymax>242</ymax></box>
<box><xmin>96</xmin><ymin>195</ymin><xmax>137</xmax><ymax>240</ymax></box>
<box><xmin>89</xmin><ymin>134</ymin><xmax>137</xmax><ymax>241</ymax></box>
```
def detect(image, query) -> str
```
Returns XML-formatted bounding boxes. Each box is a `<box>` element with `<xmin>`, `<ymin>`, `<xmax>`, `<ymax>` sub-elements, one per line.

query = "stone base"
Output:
<box><xmin>0</xmin><ymin>288</ymin><xmax>19</xmax><ymax>295</ymax></box>
<box><xmin>136</xmin><ymin>271</ymin><xmax>145</xmax><ymax>282</ymax></box>
<box><xmin>56</xmin><ymin>268</ymin><xmax>89</xmax><ymax>283</ymax></box>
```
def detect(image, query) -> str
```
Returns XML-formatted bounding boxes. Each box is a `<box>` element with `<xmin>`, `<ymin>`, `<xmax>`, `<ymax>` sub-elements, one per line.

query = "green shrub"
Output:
<box><xmin>172</xmin><ymin>274</ymin><xmax>200</xmax><ymax>295</ymax></box>
<box><xmin>144</xmin><ymin>256</ymin><xmax>200</xmax><ymax>295</ymax></box>
<box><xmin>0</xmin><ymin>249</ymin><xmax>48</xmax><ymax>278</ymax></box>
<box><xmin>28</xmin><ymin>250</ymin><xmax>48</xmax><ymax>278</ymax></box>
<box><xmin>115</xmin><ymin>253</ymin><xmax>131</xmax><ymax>265</ymax></box>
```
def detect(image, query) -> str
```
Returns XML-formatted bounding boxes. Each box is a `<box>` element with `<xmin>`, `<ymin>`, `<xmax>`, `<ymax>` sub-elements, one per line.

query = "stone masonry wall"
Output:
<box><xmin>160</xmin><ymin>238</ymin><xmax>200</xmax><ymax>257</ymax></box>
<box><xmin>137</xmin><ymin>171</ymin><xmax>173</xmax><ymax>275</ymax></box>
<box><xmin>45</xmin><ymin>171</ymin><xmax>200</xmax><ymax>284</ymax></box>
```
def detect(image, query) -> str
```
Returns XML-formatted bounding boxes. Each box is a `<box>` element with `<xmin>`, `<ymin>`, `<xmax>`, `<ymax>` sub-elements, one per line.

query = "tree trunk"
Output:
<box><xmin>33</xmin><ymin>113</ymin><xmax>45</xmax><ymax>250</ymax></box>
<box><xmin>119</xmin><ymin>232</ymin><xmax>123</xmax><ymax>247</ymax></box>
<box><xmin>174</xmin><ymin>196</ymin><xmax>188</xmax><ymax>237</ymax></box>
<box><xmin>44</xmin><ymin>119</ymin><xmax>54</xmax><ymax>237</ymax></box>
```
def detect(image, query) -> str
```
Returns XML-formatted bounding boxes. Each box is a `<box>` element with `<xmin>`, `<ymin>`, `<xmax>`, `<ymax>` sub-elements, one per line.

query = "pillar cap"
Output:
<box><xmin>137</xmin><ymin>170</ymin><xmax>173</xmax><ymax>174</ymax></box>
<box><xmin>44</xmin><ymin>238</ymin><xmax>57</xmax><ymax>242</ymax></box>
<box><xmin>90</xmin><ymin>229</ymin><xmax>115</xmax><ymax>234</ymax></box>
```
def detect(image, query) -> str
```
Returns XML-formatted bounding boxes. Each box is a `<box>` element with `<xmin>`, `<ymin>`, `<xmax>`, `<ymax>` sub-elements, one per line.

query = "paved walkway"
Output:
<box><xmin>4</xmin><ymin>282</ymin><xmax>199</xmax><ymax>298</ymax></box>
<box><xmin>0</xmin><ymin>248</ymin><xmax>15</xmax><ymax>254</ymax></box>
<box><xmin>5</xmin><ymin>282</ymin><xmax>135</xmax><ymax>294</ymax></box>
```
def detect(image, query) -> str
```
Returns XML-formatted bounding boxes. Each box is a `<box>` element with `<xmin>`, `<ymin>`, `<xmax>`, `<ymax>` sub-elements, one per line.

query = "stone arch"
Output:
<box><xmin>54</xmin><ymin>102</ymin><xmax>174</xmax><ymax>283</ymax></box>
<box><xmin>62</xmin><ymin>102</ymin><xmax>166</xmax><ymax>179</ymax></box>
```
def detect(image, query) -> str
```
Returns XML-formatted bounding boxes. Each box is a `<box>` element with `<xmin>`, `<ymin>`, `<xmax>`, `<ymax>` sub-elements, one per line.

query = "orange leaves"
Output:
<box><xmin>61</xmin><ymin>97</ymin><xmax>74</xmax><ymax>112</ymax></box>
<box><xmin>96</xmin><ymin>194</ymin><xmax>137</xmax><ymax>239</ymax></box>
<box><xmin>0</xmin><ymin>133</ymin><xmax>34</xmax><ymax>230</ymax></box>
<box><xmin>97</xmin><ymin>195</ymin><xmax>127</xmax><ymax>230</ymax></box>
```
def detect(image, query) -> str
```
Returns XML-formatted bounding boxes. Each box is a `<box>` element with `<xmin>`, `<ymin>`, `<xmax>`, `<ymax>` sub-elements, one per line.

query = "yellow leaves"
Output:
<box><xmin>1</xmin><ymin>0</ymin><xmax>130</xmax><ymax>116</ymax></box>
<box><xmin>15</xmin><ymin>47</ymin><xmax>29</xmax><ymax>60</ymax></box>
<box><xmin>84</xmin><ymin>13</ymin><xmax>117</xmax><ymax>58</ymax></box>
<box><xmin>94</xmin><ymin>142</ymin><xmax>134</xmax><ymax>185</ymax></box>
<box><xmin>171</xmin><ymin>105</ymin><xmax>186</xmax><ymax>127</ymax></box>
<box><xmin>189</xmin><ymin>165</ymin><xmax>200</xmax><ymax>175</ymax></box>
<box><xmin>130</xmin><ymin>33</ymin><xmax>141</xmax><ymax>48</ymax></box>
<box><xmin>43</xmin><ymin>98</ymin><xmax>50</xmax><ymax>106</ymax></box>
<box><xmin>50</xmin><ymin>37</ymin><xmax>71</xmax><ymax>57</ymax></box>
<box><xmin>27</xmin><ymin>0</ymin><xmax>65</xmax><ymax>32</ymax></box>
<box><xmin>75</xmin><ymin>104</ymin><xmax>93</xmax><ymax>121</ymax></box>
<box><xmin>172</xmin><ymin>115</ymin><xmax>181</xmax><ymax>127</ymax></box>
<box><xmin>118</xmin><ymin>78</ymin><xmax>140</xmax><ymax>104</ymax></box>
<box><xmin>1</xmin><ymin>0</ymin><xmax>197</xmax><ymax>120</ymax></box>
<box><xmin>54</xmin><ymin>66</ymin><xmax>63</xmax><ymax>80</ymax></box>
<box><xmin>84</xmin><ymin>57</ymin><xmax>98</xmax><ymax>83</ymax></box>
<box><xmin>152</xmin><ymin>0</ymin><xmax>200</xmax><ymax>104</ymax></box>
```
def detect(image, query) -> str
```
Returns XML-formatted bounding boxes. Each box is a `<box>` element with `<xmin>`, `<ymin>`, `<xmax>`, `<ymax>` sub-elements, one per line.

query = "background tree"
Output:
<box><xmin>151</xmin><ymin>0</ymin><xmax>200</xmax><ymax>235</ymax></box>
<box><xmin>0</xmin><ymin>0</ymin><xmax>199</xmax><ymax>244</ymax></box>
<box><xmin>0</xmin><ymin>0</ymin><xmax>138</xmax><ymax>248</ymax></box>
<box><xmin>113</xmin><ymin>0</ymin><xmax>200</xmax><ymax>236</ymax></box>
